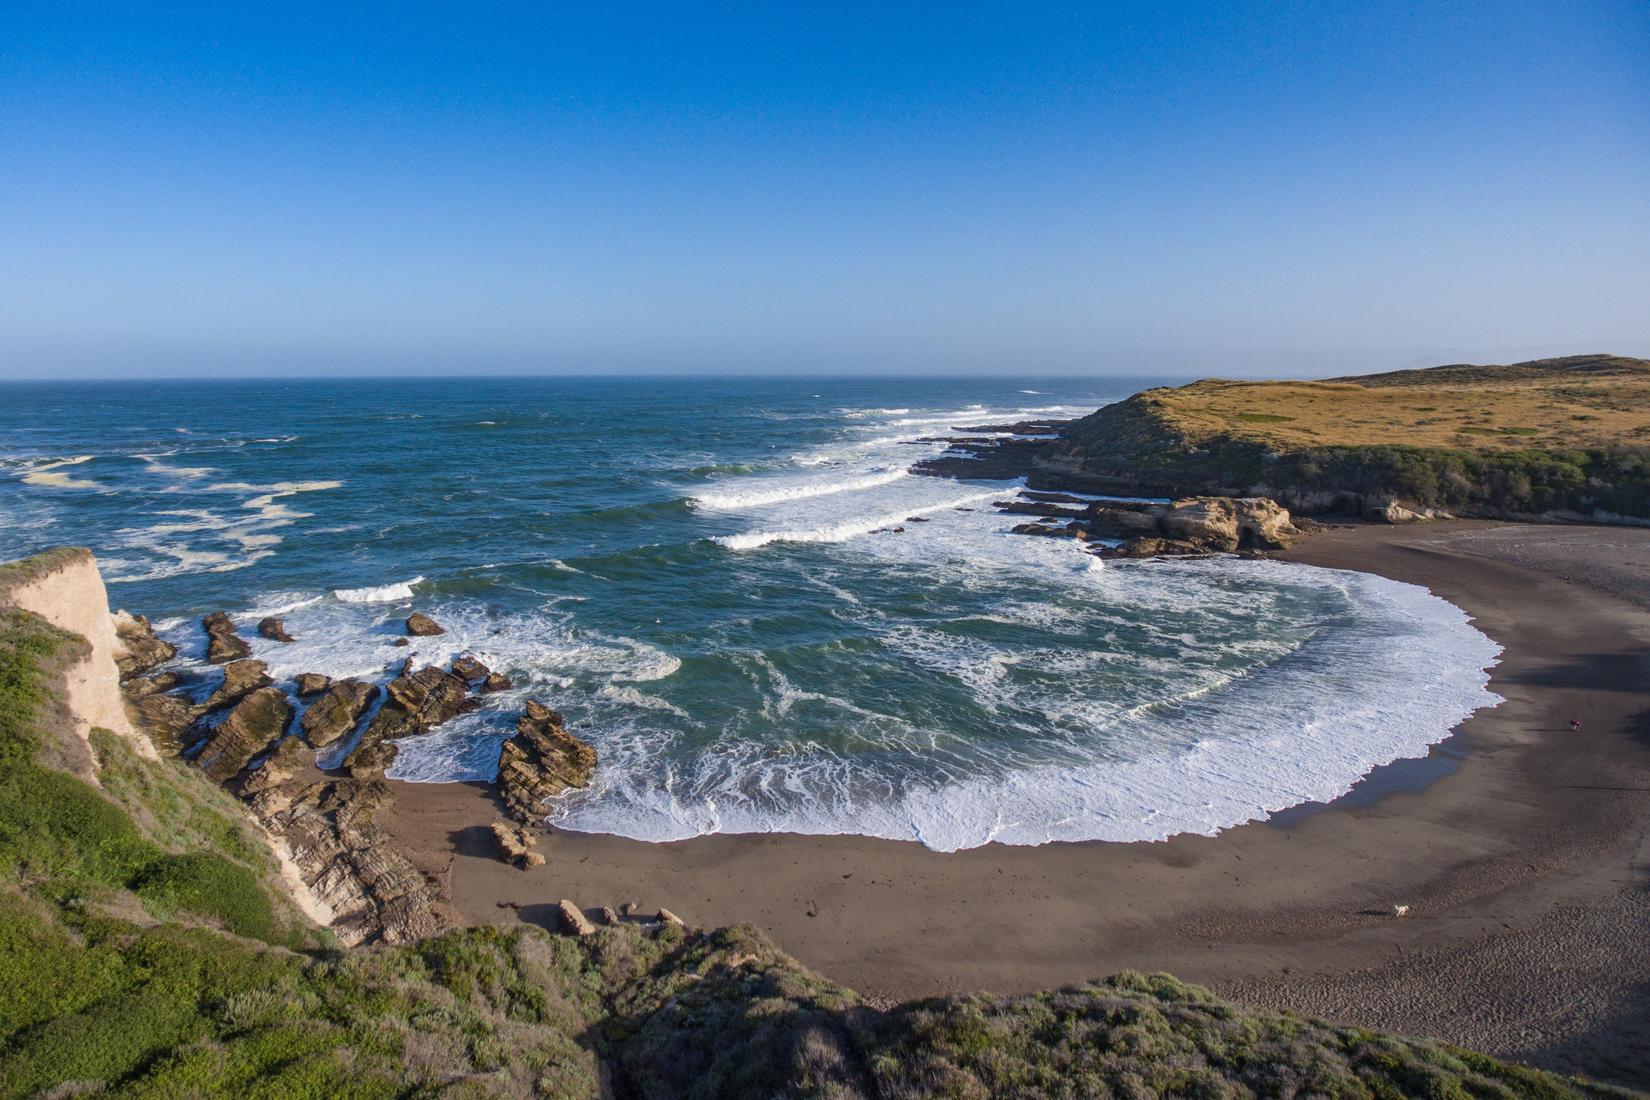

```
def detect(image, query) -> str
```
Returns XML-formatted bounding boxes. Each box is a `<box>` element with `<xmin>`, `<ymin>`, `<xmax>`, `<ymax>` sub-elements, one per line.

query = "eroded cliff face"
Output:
<box><xmin>0</xmin><ymin>547</ymin><xmax>151</xmax><ymax>759</ymax></box>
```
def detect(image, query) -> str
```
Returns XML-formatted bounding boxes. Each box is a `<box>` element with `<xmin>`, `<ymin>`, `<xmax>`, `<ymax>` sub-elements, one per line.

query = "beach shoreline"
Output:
<box><xmin>383</xmin><ymin>520</ymin><xmax>1650</xmax><ymax>1085</ymax></box>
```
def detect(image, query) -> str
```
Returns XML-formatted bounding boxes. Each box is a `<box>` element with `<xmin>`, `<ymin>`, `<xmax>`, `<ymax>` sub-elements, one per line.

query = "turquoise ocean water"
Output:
<box><xmin>0</xmin><ymin>376</ymin><xmax>1499</xmax><ymax>850</ymax></box>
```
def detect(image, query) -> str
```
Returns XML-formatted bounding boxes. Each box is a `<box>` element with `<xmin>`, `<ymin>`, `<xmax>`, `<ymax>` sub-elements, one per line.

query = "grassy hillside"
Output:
<box><xmin>1043</xmin><ymin>355</ymin><xmax>1650</xmax><ymax>519</ymax></box>
<box><xmin>0</xmin><ymin>579</ymin><xmax>1638</xmax><ymax>1097</ymax></box>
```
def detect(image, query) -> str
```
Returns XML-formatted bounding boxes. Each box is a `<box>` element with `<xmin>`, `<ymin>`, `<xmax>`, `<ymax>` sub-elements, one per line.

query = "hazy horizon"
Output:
<box><xmin>3</xmin><ymin>3</ymin><xmax>1646</xmax><ymax>381</ymax></box>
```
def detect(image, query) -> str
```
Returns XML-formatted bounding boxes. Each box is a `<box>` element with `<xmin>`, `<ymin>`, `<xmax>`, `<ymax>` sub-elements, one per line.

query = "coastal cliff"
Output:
<box><xmin>1032</xmin><ymin>355</ymin><xmax>1650</xmax><ymax>523</ymax></box>
<box><xmin>0</xmin><ymin>547</ymin><xmax>1628</xmax><ymax>1098</ymax></box>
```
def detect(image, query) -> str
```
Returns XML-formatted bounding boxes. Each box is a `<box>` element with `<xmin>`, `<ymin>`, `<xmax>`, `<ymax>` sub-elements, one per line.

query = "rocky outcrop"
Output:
<box><xmin>203</xmin><ymin>611</ymin><xmax>252</xmax><ymax>663</ymax></box>
<box><xmin>112</xmin><ymin>611</ymin><xmax>176</xmax><ymax>679</ymax></box>
<box><xmin>299</xmin><ymin>678</ymin><xmax>379</xmax><ymax>748</ymax></box>
<box><xmin>1364</xmin><ymin>497</ymin><xmax>1454</xmax><ymax>524</ymax></box>
<box><xmin>257</xmin><ymin>616</ymin><xmax>295</xmax><ymax>642</ymax></box>
<box><xmin>405</xmin><ymin>612</ymin><xmax>445</xmax><ymax>636</ymax></box>
<box><xmin>450</xmin><ymin>655</ymin><xmax>490</xmax><ymax>682</ymax></box>
<box><xmin>193</xmin><ymin>686</ymin><xmax>292</xmax><ymax>782</ymax></box>
<box><xmin>198</xmin><ymin>658</ymin><xmax>273</xmax><ymax>714</ymax></box>
<box><xmin>343</xmin><ymin>666</ymin><xmax>473</xmax><ymax>776</ymax></box>
<box><xmin>241</xmin><ymin>735</ymin><xmax>314</xmax><ymax>798</ymax></box>
<box><xmin>295</xmin><ymin>672</ymin><xmax>331</xmax><ymax>697</ymax></box>
<box><xmin>481</xmin><ymin>672</ymin><xmax>512</xmax><ymax>693</ymax></box>
<box><xmin>124</xmin><ymin>670</ymin><xmax>182</xmax><ymax>698</ymax></box>
<box><xmin>496</xmin><ymin>700</ymin><xmax>598</xmax><ymax>823</ymax></box>
<box><xmin>248</xmin><ymin>778</ymin><xmax>447</xmax><ymax>946</ymax></box>
<box><xmin>490</xmin><ymin>821</ymin><xmax>544</xmax><ymax>868</ymax></box>
<box><xmin>998</xmin><ymin>494</ymin><xmax>1301</xmax><ymax>560</ymax></box>
<box><xmin>128</xmin><ymin>690</ymin><xmax>197</xmax><ymax>756</ymax></box>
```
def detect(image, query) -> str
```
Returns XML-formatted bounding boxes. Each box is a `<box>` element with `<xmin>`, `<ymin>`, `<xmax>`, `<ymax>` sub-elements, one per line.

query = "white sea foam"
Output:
<box><xmin>713</xmin><ymin>489</ymin><xmax>1003</xmax><ymax>550</ymax></box>
<box><xmin>334</xmin><ymin>577</ymin><xmax>425</xmax><ymax>603</ymax></box>
<box><xmin>20</xmin><ymin>455</ymin><xmax>99</xmax><ymax>490</ymax></box>
<box><xmin>693</xmin><ymin>468</ymin><xmax>908</xmax><ymax>510</ymax></box>
<box><xmin>549</xmin><ymin>564</ymin><xmax>1502</xmax><ymax>850</ymax></box>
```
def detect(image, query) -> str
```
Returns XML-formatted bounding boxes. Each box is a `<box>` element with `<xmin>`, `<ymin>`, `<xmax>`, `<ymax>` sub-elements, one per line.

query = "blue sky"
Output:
<box><xmin>2</xmin><ymin>2</ymin><xmax>1647</xmax><ymax>378</ymax></box>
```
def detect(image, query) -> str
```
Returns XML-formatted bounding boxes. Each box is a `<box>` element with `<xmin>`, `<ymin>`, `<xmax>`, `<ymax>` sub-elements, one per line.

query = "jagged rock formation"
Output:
<box><xmin>299</xmin><ymin>678</ymin><xmax>379</xmax><ymax>748</ymax></box>
<box><xmin>203</xmin><ymin>611</ymin><xmax>252</xmax><ymax>663</ymax></box>
<box><xmin>198</xmin><ymin>657</ymin><xmax>273</xmax><ymax>714</ymax></box>
<box><xmin>496</xmin><ymin>700</ymin><xmax>598</xmax><ymax>823</ymax></box>
<box><xmin>247</xmin><ymin>777</ymin><xmax>447</xmax><ymax>946</ymax></box>
<box><xmin>481</xmin><ymin>671</ymin><xmax>512</xmax><ymax>693</ymax></box>
<box><xmin>450</xmin><ymin>654</ymin><xmax>490</xmax><ymax>682</ymax></box>
<box><xmin>194</xmin><ymin>686</ymin><xmax>292</xmax><ymax>782</ymax></box>
<box><xmin>112</xmin><ymin>610</ymin><xmax>177</xmax><ymax>679</ymax></box>
<box><xmin>1004</xmin><ymin>495</ymin><xmax>1300</xmax><ymax>559</ymax></box>
<box><xmin>256</xmin><ymin>615</ymin><xmax>295</xmax><ymax>642</ymax></box>
<box><xmin>343</xmin><ymin>665</ymin><xmax>473</xmax><ymax>776</ymax></box>
<box><xmin>241</xmin><ymin>734</ymin><xmax>314</xmax><ymax>797</ymax></box>
<box><xmin>405</xmin><ymin>611</ymin><xmax>445</xmax><ymax>636</ymax></box>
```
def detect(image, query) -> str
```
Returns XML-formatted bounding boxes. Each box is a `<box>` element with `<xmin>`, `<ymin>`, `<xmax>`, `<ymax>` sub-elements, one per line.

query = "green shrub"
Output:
<box><xmin>133</xmin><ymin>852</ymin><xmax>277</xmax><ymax>942</ymax></box>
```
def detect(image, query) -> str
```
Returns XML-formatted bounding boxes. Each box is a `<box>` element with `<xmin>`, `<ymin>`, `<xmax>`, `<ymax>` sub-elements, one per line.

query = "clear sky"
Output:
<box><xmin>2</xmin><ymin>2</ymin><xmax>1647</xmax><ymax>378</ymax></box>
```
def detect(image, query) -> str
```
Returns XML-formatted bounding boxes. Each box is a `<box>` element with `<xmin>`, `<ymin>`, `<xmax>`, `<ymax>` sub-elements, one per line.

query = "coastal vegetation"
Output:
<box><xmin>1</xmin><ymin>550</ymin><xmax>1637</xmax><ymax>1097</ymax></box>
<box><xmin>1039</xmin><ymin>355</ymin><xmax>1650</xmax><ymax>520</ymax></box>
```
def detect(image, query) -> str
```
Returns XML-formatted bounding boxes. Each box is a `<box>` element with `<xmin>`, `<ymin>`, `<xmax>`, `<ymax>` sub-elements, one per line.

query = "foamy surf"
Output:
<box><xmin>334</xmin><ymin>576</ymin><xmax>425</xmax><ymax>603</ymax></box>
<box><xmin>692</xmin><ymin>468</ymin><xmax>908</xmax><ymax>510</ymax></box>
<box><xmin>713</xmin><ymin>489</ymin><xmax>1003</xmax><ymax>550</ymax></box>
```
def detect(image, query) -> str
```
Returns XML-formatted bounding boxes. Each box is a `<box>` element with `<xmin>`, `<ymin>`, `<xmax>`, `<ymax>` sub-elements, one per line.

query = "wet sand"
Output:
<box><xmin>383</xmin><ymin>521</ymin><xmax>1650</xmax><ymax>1086</ymax></box>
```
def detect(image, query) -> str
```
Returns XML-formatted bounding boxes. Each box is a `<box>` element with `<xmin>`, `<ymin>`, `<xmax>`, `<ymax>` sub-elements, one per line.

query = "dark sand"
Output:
<box><xmin>384</xmin><ymin>521</ymin><xmax>1650</xmax><ymax>1087</ymax></box>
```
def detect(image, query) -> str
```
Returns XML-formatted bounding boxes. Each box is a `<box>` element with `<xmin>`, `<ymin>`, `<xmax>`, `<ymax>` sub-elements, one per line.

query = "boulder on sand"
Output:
<box><xmin>257</xmin><ymin>616</ymin><xmax>295</xmax><ymax>642</ymax></box>
<box><xmin>489</xmin><ymin>821</ymin><xmax>544</xmax><ymax>868</ymax></box>
<box><xmin>193</xmin><ymin>686</ymin><xmax>292</xmax><ymax>783</ymax></box>
<box><xmin>557</xmin><ymin>899</ymin><xmax>596</xmax><ymax>936</ymax></box>
<box><xmin>495</xmin><ymin>700</ymin><xmax>598</xmax><ymax>823</ymax></box>
<box><xmin>203</xmin><ymin>611</ymin><xmax>252</xmax><ymax>664</ymax></box>
<box><xmin>112</xmin><ymin>611</ymin><xmax>177</xmax><ymax>679</ymax></box>
<box><xmin>300</xmin><ymin>678</ymin><xmax>380</xmax><ymax>748</ymax></box>
<box><xmin>405</xmin><ymin>612</ymin><xmax>445</xmax><ymax>636</ymax></box>
<box><xmin>1161</xmin><ymin>499</ymin><xmax>1241</xmax><ymax>551</ymax></box>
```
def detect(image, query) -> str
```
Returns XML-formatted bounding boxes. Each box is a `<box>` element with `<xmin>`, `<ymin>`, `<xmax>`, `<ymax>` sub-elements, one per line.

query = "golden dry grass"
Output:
<box><xmin>1146</xmin><ymin>356</ymin><xmax>1650</xmax><ymax>452</ymax></box>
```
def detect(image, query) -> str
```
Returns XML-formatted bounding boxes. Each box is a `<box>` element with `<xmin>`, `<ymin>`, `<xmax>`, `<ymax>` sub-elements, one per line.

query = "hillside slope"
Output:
<box><xmin>1037</xmin><ymin>355</ymin><xmax>1650</xmax><ymax>521</ymax></box>
<box><xmin>0</xmin><ymin>548</ymin><xmax>1638</xmax><ymax>1098</ymax></box>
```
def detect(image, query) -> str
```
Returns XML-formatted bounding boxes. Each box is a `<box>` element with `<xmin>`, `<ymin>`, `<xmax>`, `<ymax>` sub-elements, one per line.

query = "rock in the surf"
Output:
<box><xmin>198</xmin><ymin>658</ymin><xmax>273</xmax><ymax>714</ymax></box>
<box><xmin>343</xmin><ymin>666</ymin><xmax>472</xmax><ymax>776</ymax></box>
<box><xmin>193</xmin><ymin>686</ymin><xmax>292</xmax><ymax>782</ymax></box>
<box><xmin>112</xmin><ymin>611</ymin><xmax>177</xmax><ymax>679</ymax></box>
<box><xmin>480</xmin><ymin>672</ymin><xmax>513</xmax><ymax>693</ymax></box>
<box><xmin>257</xmin><ymin>615</ymin><xmax>295</xmax><ymax>642</ymax></box>
<box><xmin>450</xmin><ymin>654</ymin><xmax>491</xmax><ymax>683</ymax></box>
<box><xmin>202</xmin><ymin>611</ymin><xmax>252</xmax><ymax>663</ymax></box>
<box><xmin>405</xmin><ymin>612</ymin><xmax>445</xmax><ymax>636</ymax></box>
<box><xmin>300</xmin><ymin>678</ymin><xmax>379</xmax><ymax>748</ymax></box>
<box><xmin>495</xmin><ymin>700</ymin><xmax>597</xmax><ymax>823</ymax></box>
<box><xmin>295</xmin><ymin>672</ymin><xmax>332</xmax><ymax>697</ymax></box>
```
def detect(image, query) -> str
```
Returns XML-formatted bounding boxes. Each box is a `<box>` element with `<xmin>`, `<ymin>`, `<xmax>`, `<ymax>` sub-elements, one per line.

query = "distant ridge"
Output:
<box><xmin>1330</xmin><ymin>353</ymin><xmax>1650</xmax><ymax>388</ymax></box>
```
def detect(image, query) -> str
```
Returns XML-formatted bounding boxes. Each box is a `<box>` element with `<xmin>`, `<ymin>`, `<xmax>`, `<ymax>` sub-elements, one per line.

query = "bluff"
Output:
<box><xmin>0</xmin><ymin>548</ymin><xmax>1631</xmax><ymax>1098</ymax></box>
<box><xmin>1034</xmin><ymin>354</ymin><xmax>1650</xmax><ymax>523</ymax></box>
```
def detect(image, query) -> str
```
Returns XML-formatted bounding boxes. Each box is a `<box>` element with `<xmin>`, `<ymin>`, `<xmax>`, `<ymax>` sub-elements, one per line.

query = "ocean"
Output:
<box><xmin>0</xmin><ymin>375</ymin><xmax>1500</xmax><ymax>851</ymax></box>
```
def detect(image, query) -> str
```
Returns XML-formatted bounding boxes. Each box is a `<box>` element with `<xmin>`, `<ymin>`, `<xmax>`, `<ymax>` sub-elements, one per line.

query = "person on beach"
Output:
<box><xmin>1568</xmin><ymin>718</ymin><xmax>1582</xmax><ymax>732</ymax></box>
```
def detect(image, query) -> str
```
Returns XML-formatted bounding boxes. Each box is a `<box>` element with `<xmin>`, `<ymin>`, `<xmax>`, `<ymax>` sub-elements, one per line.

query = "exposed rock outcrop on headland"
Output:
<box><xmin>299</xmin><ymin>677</ymin><xmax>378</xmax><ymax>747</ymax></box>
<box><xmin>1000</xmin><ymin>493</ymin><xmax>1302</xmax><ymax>558</ymax></box>
<box><xmin>194</xmin><ymin>686</ymin><xmax>293</xmax><ymax>782</ymax></box>
<box><xmin>497</xmin><ymin>699</ymin><xmax>599</xmax><ymax>823</ymax></box>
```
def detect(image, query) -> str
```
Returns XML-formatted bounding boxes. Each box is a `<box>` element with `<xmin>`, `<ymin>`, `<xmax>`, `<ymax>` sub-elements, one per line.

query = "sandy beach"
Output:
<box><xmin>384</xmin><ymin>520</ymin><xmax>1650</xmax><ymax>1087</ymax></box>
